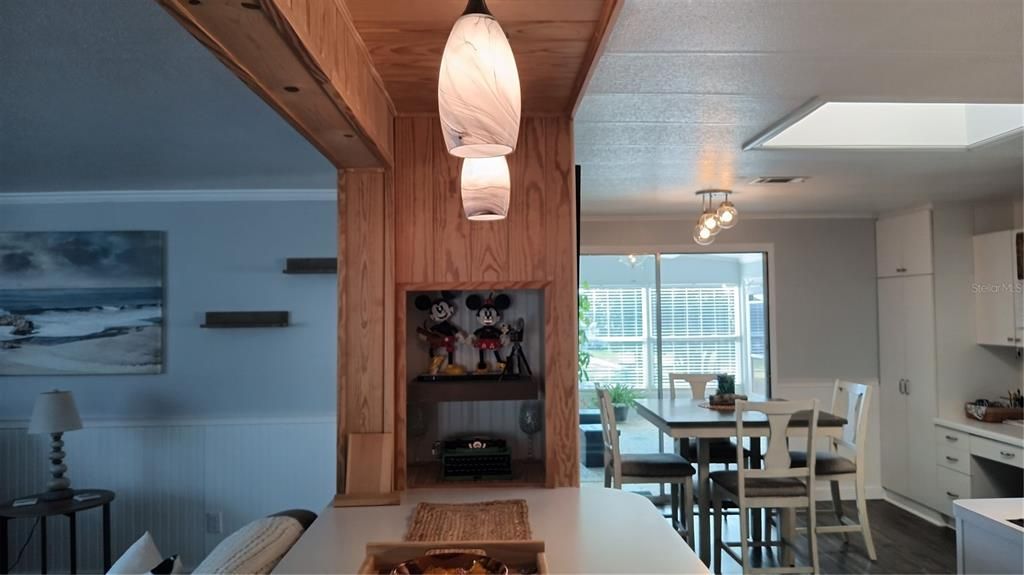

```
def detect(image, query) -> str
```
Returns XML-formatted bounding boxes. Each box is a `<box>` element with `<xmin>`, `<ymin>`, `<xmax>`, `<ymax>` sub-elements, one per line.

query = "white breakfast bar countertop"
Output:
<box><xmin>934</xmin><ymin>417</ymin><xmax>1024</xmax><ymax>447</ymax></box>
<box><xmin>273</xmin><ymin>487</ymin><xmax>709</xmax><ymax>574</ymax></box>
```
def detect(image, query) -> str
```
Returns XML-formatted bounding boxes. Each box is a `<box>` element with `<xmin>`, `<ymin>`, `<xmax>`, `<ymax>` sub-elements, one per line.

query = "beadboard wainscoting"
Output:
<box><xmin>0</xmin><ymin>418</ymin><xmax>335</xmax><ymax>574</ymax></box>
<box><xmin>774</xmin><ymin>378</ymin><xmax>884</xmax><ymax>500</ymax></box>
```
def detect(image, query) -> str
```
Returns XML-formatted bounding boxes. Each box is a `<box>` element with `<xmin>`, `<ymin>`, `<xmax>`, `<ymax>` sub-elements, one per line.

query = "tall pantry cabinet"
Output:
<box><xmin>877</xmin><ymin>210</ymin><xmax>939</xmax><ymax>508</ymax></box>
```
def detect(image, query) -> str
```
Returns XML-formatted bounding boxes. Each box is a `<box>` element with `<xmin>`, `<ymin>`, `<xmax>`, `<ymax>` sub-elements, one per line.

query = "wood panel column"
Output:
<box><xmin>336</xmin><ymin>168</ymin><xmax>395</xmax><ymax>499</ymax></box>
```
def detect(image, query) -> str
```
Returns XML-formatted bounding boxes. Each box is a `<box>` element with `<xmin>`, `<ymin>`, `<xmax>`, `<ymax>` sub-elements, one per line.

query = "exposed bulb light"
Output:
<box><xmin>716</xmin><ymin>200</ymin><xmax>738</xmax><ymax>229</ymax></box>
<box><xmin>461</xmin><ymin>156</ymin><xmax>510</xmax><ymax>220</ymax></box>
<box><xmin>699</xmin><ymin>210</ymin><xmax>721</xmax><ymax>235</ymax></box>
<box><xmin>693</xmin><ymin>189</ymin><xmax>738</xmax><ymax>245</ymax></box>
<box><xmin>693</xmin><ymin>223</ymin><xmax>714</xmax><ymax>246</ymax></box>
<box><xmin>438</xmin><ymin>0</ymin><xmax>521</xmax><ymax>158</ymax></box>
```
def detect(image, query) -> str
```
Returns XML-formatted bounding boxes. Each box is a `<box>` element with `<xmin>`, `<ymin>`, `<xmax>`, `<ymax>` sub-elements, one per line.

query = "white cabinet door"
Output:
<box><xmin>901</xmin><ymin>210</ymin><xmax>934</xmax><ymax>275</ymax></box>
<box><xmin>876</xmin><ymin>217</ymin><xmax>903</xmax><ymax>278</ymax></box>
<box><xmin>903</xmin><ymin>274</ymin><xmax>938</xmax><ymax>508</ymax></box>
<box><xmin>876</xmin><ymin>210</ymin><xmax>933</xmax><ymax>278</ymax></box>
<box><xmin>878</xmin><ymin>277</ymin><xmax>909</xmax><ymax>496</ymax></box>
<box><xmin>973</xmin><ymin>231</ymin><xmax>1016</xmax><ymax>346</ymax></box>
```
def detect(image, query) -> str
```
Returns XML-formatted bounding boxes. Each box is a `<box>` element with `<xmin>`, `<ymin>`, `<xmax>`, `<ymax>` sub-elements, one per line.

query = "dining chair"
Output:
<box><xmin>788</xmin><ymin>380</ymin><xmax>876</xmax><ymax>560</ymax></box>
<box><xmin>597</xmin><ymin>388</ymin><xmax>696</xmax><ymax>547</ymax></box>
<box><xmin>712</xmin><ymin>399</ymin><xmax>821</xmax><ymax>575</ymax></box>
<box><xmin>667</xmin><ymin>373</ymin><xmax>750</xmax><ymax>468</ymax></box>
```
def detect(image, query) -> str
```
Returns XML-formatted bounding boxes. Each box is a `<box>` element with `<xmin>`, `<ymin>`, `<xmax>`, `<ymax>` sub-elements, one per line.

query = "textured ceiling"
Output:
<box><xmin>0</xmin><ymin>0</ymin><xmax>334</xmax><ymax>193</ymax></box>
<box><xmin>575</xmin><ymin>0</ymin><xmax>1024</xmax><ymax>216</ymax></box>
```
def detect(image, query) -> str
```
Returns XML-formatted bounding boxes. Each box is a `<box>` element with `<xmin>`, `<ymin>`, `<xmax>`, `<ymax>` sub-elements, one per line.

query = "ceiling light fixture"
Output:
<box><xmin>744</xmin><ymin>99</ymin><xmax>1024</xmax><ymax>150</ymax></box>
<box><xmin>438</xmin><ymin>0</ymin><xmax>521</xmax><ymax>158</ymax></box>
<box><xmin>692</xmin><ymin>190</ymin><xmax>738</xmax><ymax>245</ymax></box>
<box><xmin>461</xmin><ymin>156</ymin><xmax>510</xmax><ymax>220</ymax></box>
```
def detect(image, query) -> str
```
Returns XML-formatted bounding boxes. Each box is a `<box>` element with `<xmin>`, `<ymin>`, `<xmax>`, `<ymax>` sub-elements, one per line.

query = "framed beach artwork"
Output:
<box><xmin>0</xmin><ymin>231</ymin><xmax>165</xmax><ymax>375</ymax></box>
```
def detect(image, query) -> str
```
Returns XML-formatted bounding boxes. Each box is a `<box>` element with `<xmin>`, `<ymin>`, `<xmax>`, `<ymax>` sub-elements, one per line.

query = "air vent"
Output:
<box><xmin>748</xmin><ymin>176</ymin><xmax>808</xmax><ymax>185</ymax></box>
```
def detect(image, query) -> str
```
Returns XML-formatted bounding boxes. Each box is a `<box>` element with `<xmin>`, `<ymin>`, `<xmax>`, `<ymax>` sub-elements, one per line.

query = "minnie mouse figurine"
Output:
<box><xmin>415</xmin><ymin>292</ymin><xmax>467</xmax><ymax>375</ymax></box>
<box><xmin>466</xmin><ymin>292</ymin><xmax>511</xmax><ymax>373</ymax></box>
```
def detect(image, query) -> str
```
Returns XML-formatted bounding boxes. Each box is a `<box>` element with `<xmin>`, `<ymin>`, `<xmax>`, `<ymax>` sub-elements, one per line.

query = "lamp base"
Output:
<box><xmin>39</xmin><ymin>488</ymin><xmax>74</xmax><ymax>502</ymax></box>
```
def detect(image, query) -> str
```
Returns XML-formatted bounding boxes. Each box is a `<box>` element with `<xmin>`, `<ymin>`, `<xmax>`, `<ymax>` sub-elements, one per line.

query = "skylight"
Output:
<box><xmin>749</xmin><ymin>102</ymin><xmax>1024</xmax><ymax>150</ymax></box>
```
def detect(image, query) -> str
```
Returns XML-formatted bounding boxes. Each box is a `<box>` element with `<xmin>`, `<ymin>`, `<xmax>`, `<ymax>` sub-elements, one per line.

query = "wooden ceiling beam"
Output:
<box><xmin>157</xmin><ymin>0</ymin><xmax>395</xmax><ymax>168</ymax></box>
<box><xmin>569</xmin><ymin>0</ymin><xmax>622</xmax><ymax>116</ymax></box>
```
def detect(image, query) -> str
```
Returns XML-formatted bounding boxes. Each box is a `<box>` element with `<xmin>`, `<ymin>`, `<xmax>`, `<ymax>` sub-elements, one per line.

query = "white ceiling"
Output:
<box><xmin>575</xmin><ymin>0</ymin><xmax>1024</xmax><ymax>216</ymax></box>
<box><xmin>0</xmin><ymin>0</ymin><xmax>334</xmax><ymax>193</ymax></box>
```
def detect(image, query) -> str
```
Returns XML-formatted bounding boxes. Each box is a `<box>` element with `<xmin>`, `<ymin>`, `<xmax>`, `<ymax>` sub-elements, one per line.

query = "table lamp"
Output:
<box><xmin>28</xmin><ymin>390</ymin><xmax>83</xmax><ymax>501</ymax></box>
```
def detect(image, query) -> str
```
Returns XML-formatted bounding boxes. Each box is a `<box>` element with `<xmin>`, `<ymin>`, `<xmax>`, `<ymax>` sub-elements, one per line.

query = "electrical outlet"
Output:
<box><xmin>205</xmin><ymin>511</ymin><xmax>223</xmax><ymax>534</ymax></box>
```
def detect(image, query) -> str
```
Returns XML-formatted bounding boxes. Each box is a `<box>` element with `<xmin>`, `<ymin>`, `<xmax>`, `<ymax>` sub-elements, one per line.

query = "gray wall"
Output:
<box><xmin>582</xmin><ymin>217</ymin><xmax>880</xmax><ymax>384</ymax></box>
<box><xmin>0</xmin><ymin>198</ymin><xmax>337</xmax><ymax>419</ymax></box>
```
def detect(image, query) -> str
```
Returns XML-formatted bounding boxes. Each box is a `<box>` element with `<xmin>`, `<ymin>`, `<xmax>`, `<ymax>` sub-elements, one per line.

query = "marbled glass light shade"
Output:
<box><xmin>461</xmin><ymin>156</ymin><xmax>510</xmax><ymax>220</ymax></box>
<box><xmin>438</xmin><ymin>5</ymin><xmax>521</xmax><ymax>158</ymax></box>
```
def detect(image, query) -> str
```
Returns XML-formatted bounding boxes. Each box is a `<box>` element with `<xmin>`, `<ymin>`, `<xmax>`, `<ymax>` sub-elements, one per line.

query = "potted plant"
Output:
<box><xmin>605</xmin><ymin>382</ymin><xmax>641</xmax><ymax>422</ymax></box>
<box><xmin>708</xmin><ymin>373</ymin><xmax>746</xmax><ymax>407</ymax></box>
<box><xmin>578</xmin><ymin>284</ymin><xmax>593</xmax><ymax>385</ymax></box>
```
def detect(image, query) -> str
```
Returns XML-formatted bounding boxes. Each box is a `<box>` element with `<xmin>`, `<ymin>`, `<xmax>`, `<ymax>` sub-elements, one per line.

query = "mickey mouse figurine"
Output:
<box><xmin>415</xmin><ymin>292</ymin><xmax>467</xmax><ymax>375</ymax></box>
<box><xmin>466</xmin><ymin>292</ymin><xmax>511</xmax><ymax>373</ymax></box>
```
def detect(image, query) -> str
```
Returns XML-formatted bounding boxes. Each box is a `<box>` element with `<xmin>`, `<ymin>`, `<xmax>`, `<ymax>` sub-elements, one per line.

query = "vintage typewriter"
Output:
<box><xmin>440</xmin><ymin>436</ymin><xmax>513</xmax><ymax>481</ymax></box>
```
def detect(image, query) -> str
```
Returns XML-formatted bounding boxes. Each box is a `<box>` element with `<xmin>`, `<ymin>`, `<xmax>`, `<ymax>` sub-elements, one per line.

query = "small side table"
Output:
<box><xmin>0</xmin><ymin>489</ymin><xmax>114</xmax><ymax>575</ymax></box>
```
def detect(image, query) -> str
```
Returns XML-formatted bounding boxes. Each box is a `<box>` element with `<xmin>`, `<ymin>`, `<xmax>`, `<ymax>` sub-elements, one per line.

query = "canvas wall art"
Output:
<box><xmin>0</xmin><ymin>231</ymin><xmax>164</xmax><ymax>375</ymax></box>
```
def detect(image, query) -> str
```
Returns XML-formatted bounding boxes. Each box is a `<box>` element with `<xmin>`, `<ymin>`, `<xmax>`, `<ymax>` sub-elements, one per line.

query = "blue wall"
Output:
<box><xmin>0</xmin><ymin>196</ymin><xmax>337</xmax><ymax>418</ymax></box>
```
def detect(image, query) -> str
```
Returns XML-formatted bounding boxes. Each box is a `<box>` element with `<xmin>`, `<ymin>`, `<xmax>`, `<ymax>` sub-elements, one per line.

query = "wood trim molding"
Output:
<box><xmin>157</xmin><ymin>0</ymin><xmax>394</xmax><ymax>168</ymax></box>
<box><xmin>569</xmin><ymin>0</ymin><xmax>623</xmax><ymax>117</ymax></box>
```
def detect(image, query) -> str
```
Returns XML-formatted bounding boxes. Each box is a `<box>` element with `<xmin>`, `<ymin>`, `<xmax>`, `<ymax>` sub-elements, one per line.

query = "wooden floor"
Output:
<box><xmin>692</xmin><ymin>500</ymin><xmax>956</xmax><ymax>574</ymax></box>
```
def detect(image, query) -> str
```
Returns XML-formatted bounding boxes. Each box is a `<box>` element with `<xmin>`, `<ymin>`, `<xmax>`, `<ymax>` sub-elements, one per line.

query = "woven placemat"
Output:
<box><xmin>405</xmin><ymin>499</ymin><xmax>531</xmax><ymax>542</ymax></box>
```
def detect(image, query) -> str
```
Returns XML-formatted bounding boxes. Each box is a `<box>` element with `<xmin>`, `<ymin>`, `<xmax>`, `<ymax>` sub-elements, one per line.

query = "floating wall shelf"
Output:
<box><xmin>283</xmin><ymin>257</ymin><xmax>337</xmax><ymax>274</ymax></box>
<box><xmin>201</xmin><ymin>311</ymin><xmax>290</xmax><ymax>328</ymax></box>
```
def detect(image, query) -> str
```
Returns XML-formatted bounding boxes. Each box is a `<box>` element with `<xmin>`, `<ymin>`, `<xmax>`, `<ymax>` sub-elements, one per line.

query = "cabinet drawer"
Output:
<box><xmin>935</xmin><ymin>426</ymin><xmax>970</xmax><ymax>449</ymax></box>
<box><xmin>936</xmin><ymin>443</ymin><xmax>971</xmax><ymax>475</ymax></box>
<box><xmin>971</xmin><ymin>436</ymin><xmax>1024</xmax><ymax>469</ymax></box>
<box><xmin>936</xmin><ymin>467</ymin><xmax>972</xmax><ymax>516</ymax></box>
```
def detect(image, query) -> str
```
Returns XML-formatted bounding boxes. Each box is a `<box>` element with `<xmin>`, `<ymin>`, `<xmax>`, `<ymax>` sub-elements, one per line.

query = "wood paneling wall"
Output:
<box><xmin>392</xmin><ymin>116</ymin><xmax>579</xmax><ymax>488</ymax></box>
<box><xmin>336</xmin><ymin>169</ymin><xmax>394</xmax><ymax>493</ymax></box>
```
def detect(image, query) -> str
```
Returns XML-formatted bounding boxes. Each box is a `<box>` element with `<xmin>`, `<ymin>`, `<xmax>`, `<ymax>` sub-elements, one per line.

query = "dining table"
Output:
<box><xmin>633</xmin><ymin>395</ymin><xmax>848</xmax><ymax>565</ymax></box>
<box><xmin>272</xmin><ymin>487</ymin><xmax>709</xmax><ymax>574</ymax></box>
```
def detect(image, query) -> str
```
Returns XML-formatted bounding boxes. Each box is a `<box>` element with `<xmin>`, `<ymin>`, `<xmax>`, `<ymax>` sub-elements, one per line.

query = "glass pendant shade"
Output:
<box><xmin>461</xmin><ymin>156</ymin><xmax>511</xmax><ymax>220</ymax></box>
<box><xmin>699</xmin><ymin>210</ymin><xmax>721</xmax><ymax>235</ymax></box>
<box><xmin>693</xmin><ymin>223</ymin><xmax>714</xmax><ymax>246</ymax></box>
<box><xmin>438</xmin><ymin>0</ymin><xmax>521</xmax><ymax>158</ymax></box>
<box><xmin>717</xmin><ymin>200</ymin><xmax>739</xmax><ymax>229</ymax></box>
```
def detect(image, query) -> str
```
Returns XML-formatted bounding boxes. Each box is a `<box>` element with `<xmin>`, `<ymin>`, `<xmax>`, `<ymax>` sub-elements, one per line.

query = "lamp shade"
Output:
<box><xmin>28</xmin><ymin>390</ymin><xmax>82</xmax><ymax>435</ymax></box>
<box><xmin>438</xmin><ymin>0</ymin><xmax>521</xmax><ymax>158</ymax></box>
<box><xmin>461</xmin><ymin>156</ymin><xmax>510</xmax><ymax>220</ymax></box>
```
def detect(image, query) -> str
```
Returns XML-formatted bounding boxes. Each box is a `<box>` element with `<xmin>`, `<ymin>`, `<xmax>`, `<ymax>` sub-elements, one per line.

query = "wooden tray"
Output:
<box><xmin>359</xmin><ymin>541</ymin><xmax>547</xmax><ymax>575</ymax></box>
<box><xmin>965</xmin><ymin>403</ymin><xmax>1024</xmax><ymax>423</ymax></box>
<box><xmin>698</xmin><ymin>402</ymin><xmax>736</xmax><ymax>412</ymax></box>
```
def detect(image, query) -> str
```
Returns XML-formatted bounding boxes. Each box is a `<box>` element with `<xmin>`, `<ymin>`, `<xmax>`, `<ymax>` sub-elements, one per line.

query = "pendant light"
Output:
<box><xmin>438</xmin><ymin>0</ymin><xmax>521</xmax><ymax>158</ymax></box>
<box><xmin>693</xmin><ymin>223</ymin><xmax>714</xmax><ymax>246</ymax></box>
<box><xmin>461</xmin><ymin>156</ymin><xmax>510</xmax><ymax>220</ymax></box>
<box><xmin>717</xmin><ymin>198</ymin><xmax>739</xmax><ymax>229</ymax></box>
<box><xmin>692</xmin><ymin>189</ymin><xmax>740</xmax><ymax>245</ymax></box>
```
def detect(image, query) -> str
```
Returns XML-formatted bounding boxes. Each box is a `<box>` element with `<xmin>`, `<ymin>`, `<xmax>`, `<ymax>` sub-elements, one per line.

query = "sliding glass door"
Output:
<box><xmin>579</xmin><ymin>251</ymin><xmax>771</xmax><ymax>404</ymax></box>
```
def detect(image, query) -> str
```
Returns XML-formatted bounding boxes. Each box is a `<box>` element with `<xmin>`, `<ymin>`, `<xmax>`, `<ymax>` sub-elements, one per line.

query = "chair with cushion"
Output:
<box><xmin>667</xmin><ymin>373</ymin><xmax>750</xmax><ymax>467</ymax></box>
<box><xmin>789</xmin><ymin>380</ymin><xmax>876</xmax><ymax>560</ymax></box>
<box><xmin>597</xmin><ymin>388</ymin><xmax>696</xmax><ymax>547</ymax></box>
<box><xmin>712</xmin><ymin>399</ymin><xmax>820</xmax><ymax>575</ymax></box>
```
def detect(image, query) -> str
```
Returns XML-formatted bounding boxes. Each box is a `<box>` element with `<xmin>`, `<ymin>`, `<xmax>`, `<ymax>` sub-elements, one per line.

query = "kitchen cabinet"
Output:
<box><xmin>876</xmin><ymin>210</ymin><xmax>934</xmax><ymax>277</ymax></box>
<box><xmin>973</xmin><ymin>230</ymin><xmax>1023</xmax><ymax>347</ymax></box>
<box><xmin>878</xmin><ymin>274</ymin><xmax>937</xmax><ymax>506</ymax></box>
